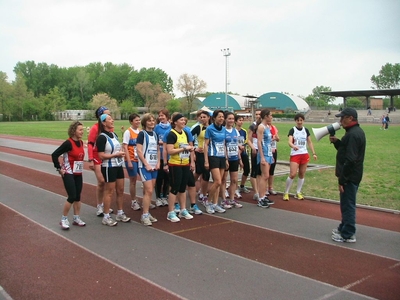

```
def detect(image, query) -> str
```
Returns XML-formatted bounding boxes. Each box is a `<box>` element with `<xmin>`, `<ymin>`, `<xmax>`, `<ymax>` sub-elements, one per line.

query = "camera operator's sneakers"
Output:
<box><xmin>294</xmin><ymin>192</ymin><xmax>304</xmax><ymax>200</ymax></box>
<box><xmin>283</xmin><ymin>193</ymin><xmax>289</xmax><ymax>201</ymax></box>
<box><xmin>332</xmin><ymin>233</ymin><xmax>356</xmax><ymax>243</ymax></box>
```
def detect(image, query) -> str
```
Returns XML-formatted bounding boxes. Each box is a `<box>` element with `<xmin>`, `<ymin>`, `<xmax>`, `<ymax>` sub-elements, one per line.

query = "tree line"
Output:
<box><xmin>0</xmin><ymin>61</ymin><xmax>398</xmax><ymax>121</ymax></box>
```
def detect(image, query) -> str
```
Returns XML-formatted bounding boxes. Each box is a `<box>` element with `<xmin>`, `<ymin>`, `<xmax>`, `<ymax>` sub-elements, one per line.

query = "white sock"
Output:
<box><xmin>104</xmin><ymin>213</ymin><xmax>110</xmax><ymax>219</ymax></box>
<box><xmin>117</xmin><ymin>209</ymin><xmax>123</xmax><ymax>215</ymax></box>
<box><xmin>285</xmin><ymin>177</ymin><xmax>293</xmax><ymax>193</ymax></box>
<box><xmin>297</xmin><ymin>178</ymin><xmax>304</xmax><ymax>193</ymax></box>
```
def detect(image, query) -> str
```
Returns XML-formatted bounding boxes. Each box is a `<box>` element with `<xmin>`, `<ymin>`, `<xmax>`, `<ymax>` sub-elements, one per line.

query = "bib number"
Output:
<box><xmin>73</xmin><ymin>161</ymin><xmax>84</xmax><ymax>173</ymax></box>
<box><xmin>215</xmin><ymin>142</ymin><xmax>225</xmax><ymax>157</ymax></box>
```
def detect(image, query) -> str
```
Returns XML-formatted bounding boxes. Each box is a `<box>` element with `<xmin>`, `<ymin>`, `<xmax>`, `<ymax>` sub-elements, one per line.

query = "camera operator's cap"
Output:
<box><xmin>335</xmin><ymin>108</ymin><xmax>358</xmax><ymax>119</ymax></box>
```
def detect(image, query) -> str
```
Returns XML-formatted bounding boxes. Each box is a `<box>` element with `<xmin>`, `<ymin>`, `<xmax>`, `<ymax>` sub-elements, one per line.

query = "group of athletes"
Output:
<box><xmin>52</xmin><ymin>106</ymin><xmax>317</xmax><ymax>229</ymax></box>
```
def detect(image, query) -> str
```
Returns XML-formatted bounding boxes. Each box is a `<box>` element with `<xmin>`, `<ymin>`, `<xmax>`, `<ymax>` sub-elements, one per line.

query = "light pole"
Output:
<box><xmin>221</xmin><ymin>48</ymin><xmax>231</xmax><ymax>111</ymax></box>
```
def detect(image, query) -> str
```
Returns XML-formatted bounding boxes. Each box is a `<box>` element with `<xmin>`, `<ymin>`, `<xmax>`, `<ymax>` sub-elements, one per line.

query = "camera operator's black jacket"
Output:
<box><xmin>332</xmin><ymin>123</ymin><xmax>366</xmax><ymax>185</ymax></box>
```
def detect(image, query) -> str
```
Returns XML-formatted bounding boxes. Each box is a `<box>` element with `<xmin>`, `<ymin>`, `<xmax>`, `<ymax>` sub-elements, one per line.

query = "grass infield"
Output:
<box><xmin>1</xmin><ymin>120</ymin><xmax>399</xmax><ymax>210</ymax></box>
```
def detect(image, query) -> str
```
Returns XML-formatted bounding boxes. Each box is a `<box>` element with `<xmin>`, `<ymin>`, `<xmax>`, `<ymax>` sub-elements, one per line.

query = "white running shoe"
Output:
<box><xmin>155</xmin><ymin>198</ymin><xmax>163</xmax><ymax>207</ymax></box>
<box><xmin>235</xmin><ymin>190</ymin><xmax>242</xmax><ymax>199</ymax></box>
<box><xmin>131</xmin><ymin>200</ymin><xmax>141</xmax><ymax>211</ymax></box>
<box><xmin>60</xmin><ymin>218</ymin><xmax>70</xmax><ymax>230</ymax></box>
<box><xmin>73</xmin><ymin>217</ymin><xmax>86</xmax><ymax>227</ymax></box>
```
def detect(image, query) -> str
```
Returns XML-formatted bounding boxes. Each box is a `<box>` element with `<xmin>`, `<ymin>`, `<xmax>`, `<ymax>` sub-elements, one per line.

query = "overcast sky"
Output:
<box><xmin>1</xmin><ymin>0</ymin><xmax>399</xmax><ymax>100</ymax></box>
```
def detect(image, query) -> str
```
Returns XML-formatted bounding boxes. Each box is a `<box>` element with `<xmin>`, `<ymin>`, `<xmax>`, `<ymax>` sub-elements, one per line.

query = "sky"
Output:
<box><xmin>1</xmin><ymin>0</ymin><xmax>399</xmax><ymax>101</ymax></box>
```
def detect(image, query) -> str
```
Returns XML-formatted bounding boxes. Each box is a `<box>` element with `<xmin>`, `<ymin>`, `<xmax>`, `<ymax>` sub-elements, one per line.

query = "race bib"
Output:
<box><xmin>179</xmin><ymin>143</ymin><xmax>190</xmax><ymax>159</ymax></box>
<box><xmin>73</xmin><ymin>161</ymin><xmax>84</xmax><ymax>173</ymax></box>
<box><xmin>215</xmin><ymin>142</ymin><xmax>225</xmax><ymax>156</ymax></box>
<box><xmin>227</xmin><ymin>142</ymin><xmax>238</xmax><ymax>158</ymax></box>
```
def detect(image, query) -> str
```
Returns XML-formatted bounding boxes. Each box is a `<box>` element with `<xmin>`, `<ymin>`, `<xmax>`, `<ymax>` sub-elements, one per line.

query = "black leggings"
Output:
<box><xmin>156</xmin><ymin>159</ymin><xmax>169</xmax><ymax>198</ymax></box>
<box><xmin>269</xmin><ymin>151</ymin><xmax>278</xmax><ymax>176</ymax></box>
<box><xmin>241</xmin><ymin>152</ymin><xmax>250</xmax><ymax>177</ymax></box>
<box><xmin>62</xmin><ymin>174</ymin><xmax>83</xmax><ymax>204</ymax></box>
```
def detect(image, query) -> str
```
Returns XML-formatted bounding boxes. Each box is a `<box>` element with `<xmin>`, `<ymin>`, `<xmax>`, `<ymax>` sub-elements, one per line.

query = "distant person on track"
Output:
<box><xmin>267</xmin><ymin>115</ymin><xmax>280</xmax><ymax>196</ymax></box>
<box><xmin>87</xmin><ymin>106</ymin><xmax>113</xmax><ymax>217</ymax></box>
<box><xmin>52</xmin><ymin>121</ymin><xmax>86</xmax><ymax>230</ymax></box>
<box><xmin>330</xmin><ymin>108</ymin><xmax>366</xmax><ymax>243</ymax></box>
<box><xmin>283</xmin><ymin>113</ymin><xmax>317</xmax><ymax>201</ymax></box>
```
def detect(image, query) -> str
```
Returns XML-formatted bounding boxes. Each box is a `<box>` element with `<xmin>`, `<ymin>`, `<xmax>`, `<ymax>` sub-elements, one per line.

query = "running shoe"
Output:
<box><xmin>283</xmin><ymin>193</ymin><xmax>289</xmax><ymax>201</ymax></box>
<box><xmin>268</xmin><ymin>189</ymin><xmax>277</xmax><ymax>195</ymax></box>
<box><xmin>167</xmin><ymin>211</ymin><xmax>180</xmax><ymax>222</ymax></box>
<box><xmin>179</xmin><ymin>209</ymin><xmax>194</xmax><ymax>220</ymax></box>
<box><xmin>331</xmin><ymin>233</ymin><xmax>356</xmax><ymax>243</ymax></box>
<box><xmin>332</xmin><ymin>228</ymin><xmax>341</xmax><ymax>235</ymax></box>
<box><xmin>174</xmin><ymin>203</ymin><xmax>181</xmax><ymax>214</ymax></box>
<box><xmin>231</xmin><ymin>199</ymin><xmax>243</xmax><ymax>208</ymax></box>
<box><xmin>294</xmin><ymin>192</ymin><xmax>304</xmax><ymax>200</ymax></box>
<box><xmin>96</xmin><ymin>205</ymin><xmax>104</xmax><ymax>217</ymax></box>
<box><xmin>257</xmin><ymin>199</ymin><xmax>270</xmax><ymax>208</ymax></box>
<box><xmin>253</xmin><ymin>193</ymin><xmax>260</xmax><ymax>201</ymax></box>
<box><xmin>199</xmin><ymin>196</ymin><xmax>208</xmax><ymax>207</ymax></box>
<box><xmin>116</xmin><ymin>213</ymin><xmax>131</xmax><ymax>223</ymax></box>
<box><xmin>60</xmin><ymin>218</ymin><xmax>70</xmax><ymax>230</ymax></box>
<box><xmin>131</xmin><ymin>200</ymin><xmax>141</xmax><ymax>211</ymax></box>
<box><xmin>189</xmin><ymin>204</ymin><xmax>203</xmax><ymax>215</ymax></box>
<box><xmin>72</xmin><ymin>217</ymin><xmax>86</xmax><ymax>227</ymax></box>
<box><xmin>221</xmin><ymin>200</ymin><xmax>232</xmax><ymax>209</ymax></box>
<box><xmin>225</xmin><ymin>189</ymin><xmax>230</xmax><ymax>199</ymax></box>
<box><xmin>149</xmin><ymin>214</ymin><xmax>158</xmax><ymax>223</ymax></box>
<box><xmin>155</xmin><ymin>198</ymin><xmax>163</xmax><ymax>207</ymax></box>
<box><xmin>235</xmin><ymin>190</ymin><xmax>242</xmax><ymax>199</ymax></box>
<box><xmin>240</xmin><ymin>186</ymin><xmax>250</xmax><ymax>193</ymax></box>
<box><xmin>264</xmin><ymin>197</ymin><xmax>275</xmax><ymax>205</ymax></box>
<box><xmin>149</xmin><ymin>203</ymin><xmax>156</xmax><ymax>209</ymax></box>
<box><xmin>213</xmin><ymin>204</ymin><xmax>226</xmax><ymax>213</ymax></box>
<box><xmin>161</xmin><ymin>197</ymin><xmax>168</xmax><ymax>206</ymax></box>
<box><xmin>102</xmin><ymin>216</ymin><xmax>117</xmax><ymax>226</ymax></box>
<box><xmin>141</xmin><ymin>214</ymin><xmax>152</xmax><ymax>226</ymax></box>
<box><xmin>205</xmin><ymin>202</ymin><xmax>215</xmax><ymax>214</ymax></box>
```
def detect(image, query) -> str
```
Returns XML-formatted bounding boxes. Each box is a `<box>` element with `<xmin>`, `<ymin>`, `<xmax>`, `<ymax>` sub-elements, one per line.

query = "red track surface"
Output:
<box><xmin>1</xmin><ymin>136</ymin><xmax>400</xmax><ymax>300</ymax></box>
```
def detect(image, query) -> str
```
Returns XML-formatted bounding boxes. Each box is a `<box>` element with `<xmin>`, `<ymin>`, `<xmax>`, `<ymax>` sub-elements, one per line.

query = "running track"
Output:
<box><xmin>0</xmin><ymin>135</ymin><xmax>399</xmax><ymax>300</ymax></box>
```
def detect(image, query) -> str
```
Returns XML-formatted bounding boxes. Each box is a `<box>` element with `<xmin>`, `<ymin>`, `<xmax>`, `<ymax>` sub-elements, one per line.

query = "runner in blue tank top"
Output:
<box><xmin>204</xmin><ymin>110</ymin><xmax>227</xmax><ymax>214</ymax></box>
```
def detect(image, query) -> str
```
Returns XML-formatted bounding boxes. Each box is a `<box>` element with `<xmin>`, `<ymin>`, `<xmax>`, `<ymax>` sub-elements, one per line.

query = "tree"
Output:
<box><xmin>89</xmin><ymin>93</ymin><xmax>120</xmax><ymax>118</ymax></box>
<box><xmin>73</xmin><ymin>69</ymin><xmax>93</xmax><ymax>106</ymax></box>
<box><xmin>11</xmin><ymin>74</ymin><xmax>35</xmax><ymax>120</ymax></box>
<box><xmin>42</xmin><ymin>87</ymin><xmax>67</xmax><ymax>120</ymax></box>
<box><xmin>120</xmin><ymin>99</ymin><xmax>137</xmax><ymax>119</ymax></box>
<box><xmin>0</xmin><ymin>71</ymin><xmax>13</xmax><ymax>117</ymax></box>
<box><xmin>305</xmin><ymin>86</ymin><xmax>335</xmax><ymax>107</ymax></box>
<box><xmin>176</xmin><ymin>74</ymin><xmax>207</xmax><ymax>114</ymax></box>
<box><xmin>135</xmin><ymin>81</ymin><xmax>164</xmax><ymax>112</ymax></box>
<box><xmin>370</xmin><ymin>63</ymin><xmax>400</xmax><ymax>89</ymax></box>
<box><xmin>166</xmin><ymin>99</ymin><xmax>182</xmax><ymax>113</ymax></box>
<box><xmin>346</xmin><ymin>97</ymin><xmax>364</xmax><ymax>109</ymax></box>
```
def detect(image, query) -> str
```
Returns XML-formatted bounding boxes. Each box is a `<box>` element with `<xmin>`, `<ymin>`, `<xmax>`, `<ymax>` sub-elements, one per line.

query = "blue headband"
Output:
<box><xmin>97</xmin><ymin>106</ymin><xmax>109</xmax><ymax>118</ymax></box>
<box><xmin>100</xmin><ymin>114</ymin><xmax>108</xmax><ymax>122</ymax></box>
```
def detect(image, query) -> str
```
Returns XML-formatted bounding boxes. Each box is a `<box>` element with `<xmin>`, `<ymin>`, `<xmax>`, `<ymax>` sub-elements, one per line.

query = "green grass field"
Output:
<box><xmin>1</xmin><ymin>120</ymin><xmax>399</xmax><ymax>210</ymax></box>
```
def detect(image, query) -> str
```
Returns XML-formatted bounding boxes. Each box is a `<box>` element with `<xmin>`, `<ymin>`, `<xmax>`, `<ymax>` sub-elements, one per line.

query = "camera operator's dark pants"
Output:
<box><xmin>338</xmin><ymin>182</ymin><xmax>358</xmax><ymax>239</ymax></box>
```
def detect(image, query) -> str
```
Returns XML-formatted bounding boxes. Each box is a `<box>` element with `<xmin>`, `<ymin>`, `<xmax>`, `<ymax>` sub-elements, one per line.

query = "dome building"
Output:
<box><xmin>257</xmin><ymin>92</ymin><xmax>310</xmax><ymax>112</ymax></box>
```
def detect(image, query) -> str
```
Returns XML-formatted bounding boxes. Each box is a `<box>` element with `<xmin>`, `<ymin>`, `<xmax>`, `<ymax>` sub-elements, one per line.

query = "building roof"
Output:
<box><xmin>202</xmin><ymin>93</ymin><xmax>241</xmax><ymax>111</ymax></box>
<box><xmin>321</xmin><ymin>89</ymin><xmax>400</xmax><ymax>98</ymax></box>
<box><xmin>257</xmin><ymin>92</ymin><xmax>310</xmax><ymax>112</ymax></box>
